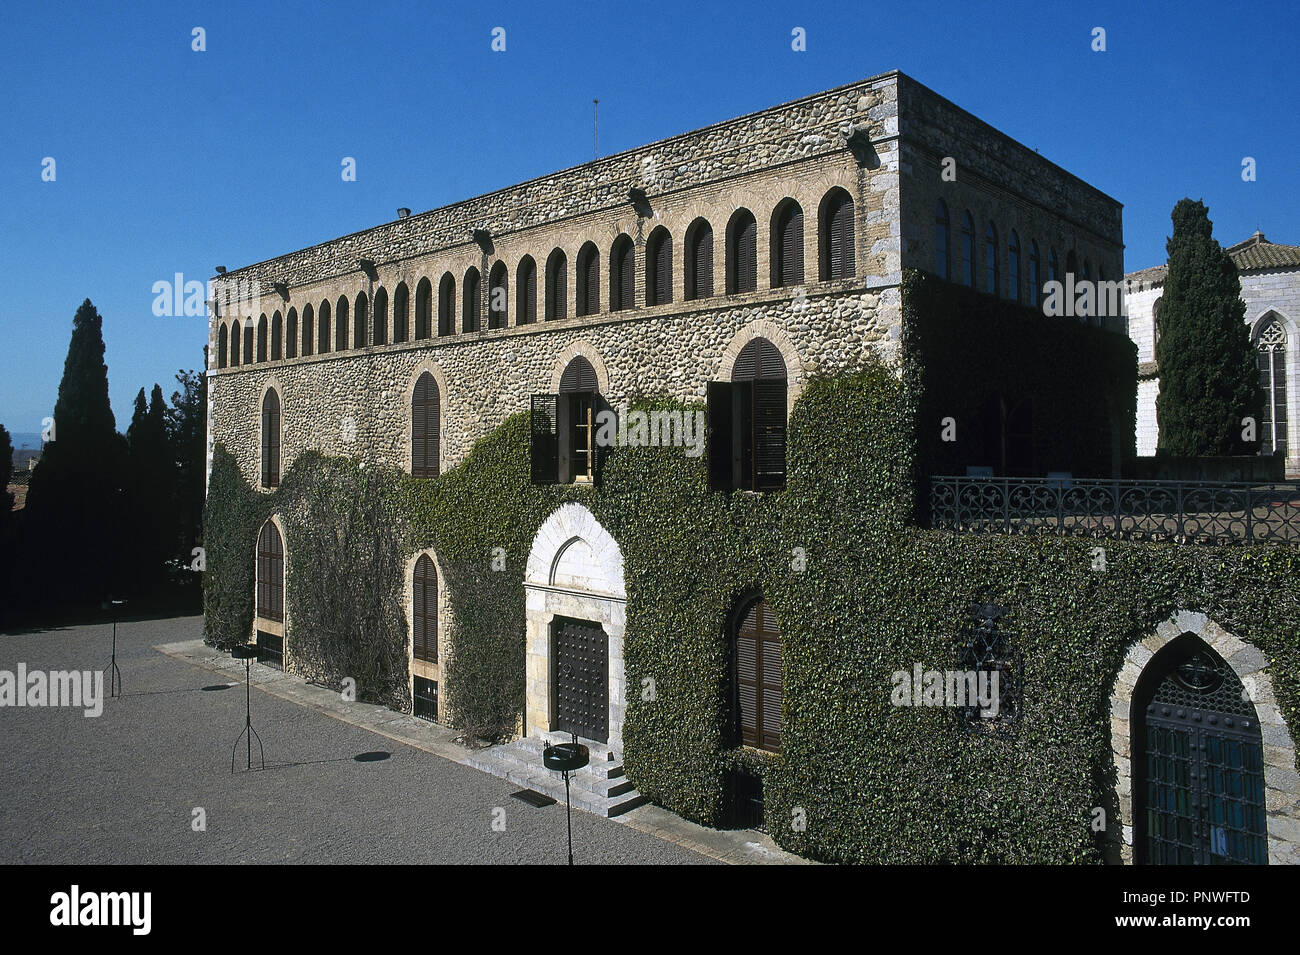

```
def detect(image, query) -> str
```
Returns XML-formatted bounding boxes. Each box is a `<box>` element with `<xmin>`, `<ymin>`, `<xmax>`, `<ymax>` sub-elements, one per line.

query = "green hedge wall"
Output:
<box><xmin>204</xmin><ymin>341</ymin><xmax>1297</xmax><ymax>863</ymax></box>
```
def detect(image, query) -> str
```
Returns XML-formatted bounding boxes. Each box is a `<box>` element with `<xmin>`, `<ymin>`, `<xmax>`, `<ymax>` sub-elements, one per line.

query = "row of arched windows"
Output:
<box><xmin>933</xmin><ymin>199</ymin><xmax>1111</xmax><ymax>312</ymax></box>
<box><xmin>215</xmin><ymin>189</ymin><xmax>856</xmax><ymax>370</ymax></box>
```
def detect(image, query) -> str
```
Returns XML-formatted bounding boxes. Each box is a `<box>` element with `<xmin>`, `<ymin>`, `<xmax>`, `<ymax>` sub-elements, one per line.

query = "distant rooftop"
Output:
<box><xmin>1126</xmin><ymin>231</ymin><xmax>1300</xmax><ymax>286</ymax></box>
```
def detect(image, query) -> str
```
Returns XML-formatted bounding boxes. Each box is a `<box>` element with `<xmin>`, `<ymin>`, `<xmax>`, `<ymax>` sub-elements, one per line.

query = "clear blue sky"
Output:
<box><xmin>1</xmin><ymin>0</ymin><xmax>1296</xmax><ymax>435</ymax></box>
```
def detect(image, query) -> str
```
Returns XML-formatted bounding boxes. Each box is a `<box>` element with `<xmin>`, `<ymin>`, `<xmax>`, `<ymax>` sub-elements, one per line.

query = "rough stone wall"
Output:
<box><xmin>896</xmin><ymin>74</ymin><xmax>1124</xmax><ymax>304</ymax></box>
<box><xmin>210</xmin><ymin>286</ymin><xmax>894</xmax><ymax>485</ymax></box>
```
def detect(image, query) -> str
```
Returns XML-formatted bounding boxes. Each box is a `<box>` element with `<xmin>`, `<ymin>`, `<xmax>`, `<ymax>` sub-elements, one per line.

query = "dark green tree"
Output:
<box><xmin>0</xmin><ymin>424</ymin><xmax>13</xmax><ymax>514</ymax></box>
<box><xmin>22</xmin><ymin>299</ymin><xmax>130</xmax><ymax>608</ymax></box>
<box><xmin>166</xmin><ymin>364</ymin><xmax>207</xmax><ymax>560</ymax></box>
<box><xmin>127</xmin><ymin>384</ymin><xmax>176</xmax><ymax>591</ymax></box>
<box><xmin>1154</xmin><ymin>199</ymin><xmax>1260</xmax><ymax>455</ymax></box>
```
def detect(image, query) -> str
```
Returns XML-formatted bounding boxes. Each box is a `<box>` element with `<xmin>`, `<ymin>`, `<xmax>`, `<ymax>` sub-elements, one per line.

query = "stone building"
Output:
<box><xmin>1125</xmin><ymin>231</ymin><xmax>1300</xmax><ymax>476</ymax></box>
<box><xmin>199</xmin><ymin>72</ymin><xmax>1300</xmax><ymax>867</ymax></box>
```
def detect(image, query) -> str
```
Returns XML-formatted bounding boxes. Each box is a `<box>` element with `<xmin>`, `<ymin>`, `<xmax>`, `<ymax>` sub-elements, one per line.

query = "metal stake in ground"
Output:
<box><xmin>543</xmin><ymin>734</ymin><xmax>589</xmax><ymax>865</ymax></box>
<box><xmin>230</xmin><ymin>644</ymin><xmax>265</xmax><ymax>772</ymax></box>
<box><xmin>104</xmin><ymin>599</ymin><xmax>124</xmax><ymax>698</ymax></box>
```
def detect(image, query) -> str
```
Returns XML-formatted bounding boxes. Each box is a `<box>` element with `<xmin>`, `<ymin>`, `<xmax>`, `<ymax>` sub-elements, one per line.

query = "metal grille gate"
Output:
<box><xmin>552</xmin><ymin>617</ymin><xmax>608</xmax><ymax>744</ymax></box>
<box><xmin>1143</xmin><ymin>650</ymin><xmax>1268</xmax><ymax>864</ymax></box>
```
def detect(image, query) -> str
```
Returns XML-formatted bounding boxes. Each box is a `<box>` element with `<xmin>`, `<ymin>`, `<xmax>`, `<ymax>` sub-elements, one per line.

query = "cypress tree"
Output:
<box><xmin>1154</xmin><ymin>200</ymin><xmax>1260</xmax><ymax>456</ymax></box>
<box><xmin>22</xmin><ymin>300</ymin><xmax>130</xmax><ymax>608</ymax></box>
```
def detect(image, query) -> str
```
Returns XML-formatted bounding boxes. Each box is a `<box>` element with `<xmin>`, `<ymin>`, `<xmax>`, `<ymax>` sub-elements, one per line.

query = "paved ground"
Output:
<box><xmin>0</xmin><ymin>615</ymin><xmax>714</xmax><ymax>864</ymax></box>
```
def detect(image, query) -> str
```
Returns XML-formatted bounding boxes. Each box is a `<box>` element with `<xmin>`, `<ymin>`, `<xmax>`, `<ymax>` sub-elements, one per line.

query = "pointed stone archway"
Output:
<box><xmin>524</xmin><ymin>503</ymin><xmax>627</xmax><ymax>756</ymax></box>
<box><xmin>1109</xmin><ymin>610</ymin><xmax>1300</xmax><ymax>865</ymax></box>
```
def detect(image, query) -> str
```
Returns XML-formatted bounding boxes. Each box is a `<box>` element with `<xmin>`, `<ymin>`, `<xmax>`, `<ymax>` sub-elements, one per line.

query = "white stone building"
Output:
<box><xmin>1125</xmin><ymin>231</ymin><xmax>1300</xmax><ymax>476</ymax></box>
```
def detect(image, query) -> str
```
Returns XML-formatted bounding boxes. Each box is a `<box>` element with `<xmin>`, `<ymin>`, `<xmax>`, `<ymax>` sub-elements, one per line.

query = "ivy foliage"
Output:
<box><xmin>204</xmin><ymin>333</ymin><xmax>1298</xmax><ymax>863</ymax></box>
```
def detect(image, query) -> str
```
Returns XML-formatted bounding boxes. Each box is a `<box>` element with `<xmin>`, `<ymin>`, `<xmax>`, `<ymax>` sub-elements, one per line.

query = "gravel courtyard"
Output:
<box><xmin>0</xmin><ymin>615</ymin><xmax>712</xmax><ymax>864</ymax></box>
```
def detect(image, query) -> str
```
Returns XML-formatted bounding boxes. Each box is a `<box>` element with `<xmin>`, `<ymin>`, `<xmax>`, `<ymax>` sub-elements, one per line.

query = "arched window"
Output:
<box><xmin>286</xmin><ymin>308</ymin><xmax>298</xmax><ymax>359</ymax></box>
<box><xmin>646</xmin><ymin>227</ymin><xmax>672</xmax><ymax>306</ymax></box>
<box><xmin>960</xmin><ymin>212</ymin><xmax>975</xmax><ymax>287</ymax></box>
<box><xmin>255</xmin><ymin>521</ymin><xmax>284</xmax><ymax>622</ymax></box>
<box><xmin>271</xmin><ymin>310</ymin><xmax>283</xmax><ymax>360</ymax></box>
<box><xmin>819</xmin><ymin>188</ymin><xmax>854</xmax><ymax>281</ymax></box>
<box><xmin>546</xmin><ymin>249</ymin><xmax>567</xmax><ymax>320</ymax></box>
<box><xmin>610</xmin><ymin>234</ymin><xmax>635</xmax><ymax>311</ymax></box>
<box><xmin>317</xmin><ymin>301</ymin><xmax>331</xmax><ymax>354</ymax></box>
<box><xmin>1028</xmin><ymin>241</ymin><xmax>1040</xmax><ymax>306</ymax></box>
<box><xmin>1048</xmin><ymin>248</ymin><xmax>1059</xmax><ymax>287</ymax></box>
<box><xmin>354</xmin><ymin>291</ymin><xmax>368</xmax><ymax>346</ymax></box>
<box><xmin>243</xmin><ymin>319</ymin><xmax>254</xmax><ymax>364</ymax></box>
<box><xmin>530</xmin><ymin>355</ymin><xmax>606</xmax><ymax>485</ymax></box>
<box><xmin>731</xmin><ymin>596</ymin><xmax>782</xmax><ymax>752</ymax></box>
<box><xmin>771</xmin><ymin>199</ymin><xmax>804</xmax><ymax>288</ymax></box>
<box><xmin>393</xmin><ymin>282</ymin><xmax>409</xmax><ymax>343</ymax></box>
<box><xmin>934</xmin><ymin>199</ymin><xmax>950</xmax><ymax>279</ymax></box>
<box><xmin>415</xmin><ymin>277</ymin><xmax>433</xmax><ymax>340</ymax></box>
<box><xmin>1256</xmin><ymin>315</ymin><xmax>1289</xmax><ymax>459</ymax></box>
<box><xmin>684</xmin><ymin>218</ymin><xmax>713</xmax><ymax>300</ymax></box>
<box><xmin>335</xmin><ymin>296</ymin><xmax>349</xmax><ymax>350</ymax></box>
<box><xmin>1065</xmin><ymin>249</ymin><xmax>1078</xmax><ymax>279</ymax></box>
<box><xmin>1083</xmin><ymin>258</ymin><xmax>1092</xmax><ymax>282</ymax></box>
<box><xmin>412</xmin><ymin>554</ymin><xmax>438</xmax><ymax>663</ymax></box>
<box><xmin>229</xmin><ymin>322</ymin><xmax>239</xmax><ymax>367</ymax></box>
<box><xmin>708</xmin><ymin>337</ymin><xmax>787</xmax><ymax>492</ymax></box>
<box><xmin>462</xmin><ymin>267</ymin><xmax>481</xmax><ymax>332</ymax></box>
<box><xmin>517</xmin><ymin>256</ymin><xmax>537</xmax><ymax>324</ymax></box>
<box><xmin>372</xmin><ymin>287</ymin><xmax>388</xmax><ymax>346</ymax></box>
<box><xmin>1007</xmin><ymin>230</ymin><xmax>1021</xmax><ymax>303</ymax></box>
<box><xmin>217</xmin><ymin>324</ymin><xmax>228</xmax><ymax>369</ymax></box>
<box><xmin>256</xmin><ymin>314</ymin><xmax>268</xmax><ymax>362</ymax></box>
<box><xmin>726</xmin><ymin>209</ymin><xmax>758</xmax><ymax>294</ymax></box>
<box><xmin>411</xmin><ymin>371</ymin><xmax>440</xmax><ymax>478</ymax></box>
<box><xmin>301</xmin><ymin>303</ymin><xmax>314</xmax><ymax>356</ymax></box>
<box><xmin>576</xmin><ymin>242</ymin><xmax>600</xmax><ymax>317</ymax></box>
<box><xmin>488</xmin><ymin>261</ymin><xmax>508</xmax><ymax>328</ymax></box>
<box><xmin>985</xmin><ymin>222</ymin><xmax>999</xmax><ymax>295</ymax></box>
<box><xmin>437</xmin><ymin>273</ymin><xmax>454</xmax><ymax>336</ymax></box>
<box><xmin>261</xmin><ymin>388</ymin><xmax>280</xmax><ymax>488</ymax></box>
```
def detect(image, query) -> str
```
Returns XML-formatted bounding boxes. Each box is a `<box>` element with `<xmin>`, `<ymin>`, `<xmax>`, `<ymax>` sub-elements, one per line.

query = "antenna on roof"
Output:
<box><xmin>593</xmin><ymin>99</ymin><xmax>599</xmax><ymax>159</ymax></box>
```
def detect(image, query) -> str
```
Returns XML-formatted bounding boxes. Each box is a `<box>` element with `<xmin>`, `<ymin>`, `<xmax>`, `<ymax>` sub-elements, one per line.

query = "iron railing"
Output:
<box><xmin>928</xmin><ymin>476</ymin><xmax>1300</xmax><ymax>543</ymax></box>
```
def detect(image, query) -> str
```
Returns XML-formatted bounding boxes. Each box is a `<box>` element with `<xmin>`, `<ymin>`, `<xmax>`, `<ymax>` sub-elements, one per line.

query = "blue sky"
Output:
<box><xmin>1</xmin><ymin>0</ymin><xmax>1296</xmax><ymax>435</ymax></box>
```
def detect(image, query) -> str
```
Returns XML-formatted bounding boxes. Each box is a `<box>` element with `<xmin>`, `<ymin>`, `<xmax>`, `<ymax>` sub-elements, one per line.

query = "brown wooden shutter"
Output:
<box><xmin>753</xmin><ymin>380</ymin><xmax>787</xmax><ymax>491</ymax></box>
<box><xmin>736</xmin><ymin>599</ymin><xmax>781</xmax><ymax>751</ymax></box>
<box><xmin>706</xmin><ymin>381</ymin><xmax>733</xmax><ymax>490</ymax></box>
<box><xmin>531</xmin><ymin>394</ymin><xmax>560</xmax><ymax>485</ymax></box>
<box><xmin>336</xmin><ymin>300</ymin><xmax>348</xmax><ymax>350</ymax></box>
<box><xmin>559</xmin><ymin>356</ymin><xmax>598</xmax><ymax>394</ymax></box>
<box><xmin>413</xmin><ymin>554</ymin><xmax>437</xmax><ymax>662</ymax></box>
<box><xmin>695</xmin><ymin>225</ymin><xmax>713</xmax><ymax>298</ymax></box>
<box><xmin>584</xmin><ymin>250</ymin><xmax>599</xmax><ymax>315</ymax></box>
<box><xmin>653</xmin><ymin>234</ymin><xmax>671</xmax><ymax>305</ymax></box>
<box><xmin>739</xmin><ymin>216</ymin><xmax>756</xmax><ymax>292</ymax></box>
<box><xmin>828</xmin><ymin>193</ymin><xmax>853</xmax><ymax>280</ymax></box>
<box><xmin>257</xmin><ymin>522</ymin><xmax>283</xmax><ymax>622</ymax></box>
<box><xmin>261</xmin><ymin>390</ymin><xmax>280</xmax><ymax>488</ymax></box>
<box><xmin>519</xmin><ymin>259</ymin><xmax>537</xmax><ymax>324</ymax></box>
<box><xmin>778</xmin><ymin>205</ymin><xmax>803</xmax><ymax>286</ymax></box>
<box><xmin>412</xmin><ymin>373</ymin><xmax>439</xmax><ymax>478</ymax></box>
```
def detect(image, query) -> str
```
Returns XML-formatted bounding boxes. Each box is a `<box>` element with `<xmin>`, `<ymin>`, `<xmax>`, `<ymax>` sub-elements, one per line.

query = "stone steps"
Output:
<box><xmin>465</xmin><ymin>737</ymin><xmax>647</xmax><ymax>818</ymax></box>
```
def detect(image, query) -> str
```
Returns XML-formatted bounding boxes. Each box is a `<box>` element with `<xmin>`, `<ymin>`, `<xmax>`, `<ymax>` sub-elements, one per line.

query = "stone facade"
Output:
<box><xmin>1125</xmin><ymin>231</ymin><xmax>1300</xmax><ymax>475</ymax></box>
<box><xmin>209</xmin><ymin>69</ymin><xmax>1127</xmax><ymax>728</ymax></box>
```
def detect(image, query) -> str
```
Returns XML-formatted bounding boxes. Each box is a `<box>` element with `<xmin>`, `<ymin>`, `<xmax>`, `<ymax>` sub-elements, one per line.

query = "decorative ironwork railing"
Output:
<box><xmin>928</xmin><ymin>476</ymin><xmax>1300</xmax><ymax>543</ymax></box>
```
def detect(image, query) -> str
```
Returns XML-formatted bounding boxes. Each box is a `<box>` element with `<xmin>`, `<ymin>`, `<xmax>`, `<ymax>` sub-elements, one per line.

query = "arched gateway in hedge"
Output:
<box><xmin>1110</xmin><ymin>611</ymin><xmax>1299</xmax><ymax>865</ymax></box>
<box><xmin>523</xmin><ymin>503</ymin><xmax>627</xmax><ymax>755</ymax></box>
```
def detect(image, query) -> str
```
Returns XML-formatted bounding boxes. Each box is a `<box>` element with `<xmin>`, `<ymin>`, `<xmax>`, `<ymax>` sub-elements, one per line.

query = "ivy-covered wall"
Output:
<box><xmin>204</xmin><ymin>317</ymin><xmax>1298</xmax><ymax>864</ymax></box>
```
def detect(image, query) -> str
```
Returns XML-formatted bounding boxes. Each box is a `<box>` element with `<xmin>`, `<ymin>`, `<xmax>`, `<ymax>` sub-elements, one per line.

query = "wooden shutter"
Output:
<box><xmin>531</xmin><ymin>394</ymin><xmax>559</xmax><ymax>485</ymax></box>
<box><xmin>706</xmin><ymin>381</ymin><xmax>733</xmax><ymax>490</ymax></box>
<box><xmin>616</xmin><ymin>242</ymin><xmax>634</xmax><ymax>310</ymax></box>
<box><xmin>753</xmin><ymin>380</ymin><xmax>787</xmax><ymax>490</ymax></box>
<box><xmin>585</xmin><ymin>251</ymin><xmax>599</xmax><ymax>315</ymax></box>
<box><xmin>653</xmin><ymin>235</ymin><xmax>671</xmax><ymax>304</ymax></box>
<box><xmin>736</xmin><ymin>599</ymin><xmax>781</xmax><ymax>751</ymax></box>
<box><xmin>829</xmin><ymin>194</ymin><xmax>853</xmax><ymax>280</ymax></box>
<box><xmin>559</xmin><ymin>357</ymin><xmax>598</xmax><ymax>394</ymax></box>
<box><xmin>261</xmin><ymin>390</ymin><xmax>280</xmax><ymax>488</ymax></box>
<box><xmin>778</xmin><ymin>205</ymin><xmax>803</xmax><ymax>286</ymax></box>
<box><xmin>695</xmin><ymin>225</ymin><xmax>713</xmax><ymax>298</ymax></box>
<box><xmin>412</xmin><ymin>373</ymin><xmax>439</xmax><ymax>478</ymax></box>
<box><xmin>413</xmin><ymin>555</ymin><xmax>437</xmax><ymax>663</ymax></box>
<box><xmin>257</xmin><ymin>523</ymin><xmax>283</xmax><ymax>622</ymax></box>
<box><xmin>520</xmin><ymin>260</ymin><xmax>537</xmax><ymax>324</ymax></box>
<box><xmin>738</xmin><ymin>216</ymin><xmax>756</xmax><ymax>292</ymax></box>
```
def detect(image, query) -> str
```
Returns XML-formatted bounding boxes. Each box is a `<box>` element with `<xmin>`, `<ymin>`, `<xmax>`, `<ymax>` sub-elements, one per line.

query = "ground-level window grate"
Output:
<box><xmin>413</xmin><ymin>676</ymin><xmax>438</xmax><ymax>722</ymax></box>
<box><xmin>722</xmin><ymin>767</ymin><xmax>765</xmax><ymax>831</ymax></box>
<box><xmin>255</xmin><ymin>631</ymin><xmax>283</xmax><ymax>670</ymax></box>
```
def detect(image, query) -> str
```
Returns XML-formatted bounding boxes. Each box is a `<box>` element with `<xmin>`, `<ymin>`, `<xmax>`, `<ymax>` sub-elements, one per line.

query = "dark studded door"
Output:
<box><xmin>1140</xmin><ymin>647</ymin><xmax>1268</xmax><ymax>865</ymax></box>
<box><xmin>552</xmin><ymin>617</ymin><xmax>608</xmax><ymax>743</ymax></box>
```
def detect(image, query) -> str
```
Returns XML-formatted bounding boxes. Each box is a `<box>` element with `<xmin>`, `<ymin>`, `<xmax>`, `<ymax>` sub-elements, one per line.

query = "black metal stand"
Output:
<box><xmin>230</xmin><ymin>646</ymin><xmax>264</xmax><ymax>772</ymax></box>
<box><xmin>542</xmin><ymin>733</ymin><xmax>589</xmax><ymax>866</ymax></box>
<box><xmin>104</xmin><ymin>599</ymin><xmax>124</xmax><ymax>698</ymax></box>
